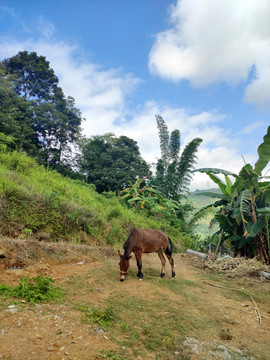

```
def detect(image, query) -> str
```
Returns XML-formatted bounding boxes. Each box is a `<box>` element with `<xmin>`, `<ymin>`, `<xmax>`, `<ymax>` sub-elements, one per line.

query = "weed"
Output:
<box><xmin>0</xmin><ymin>275</ymin><xmax>63</xmax><ymax>303</ymax></box>
<box><xmin>101</xmin><ymin>350</ymin><xmax>122</xmax><ymax>360</ymax></box>
<box><xmin>19</xmin><ymin>228</ymin><xmax>33</xmax><ymax>239</ymax></box>
<box><xmin>79</xmin><ymin>304</ymin><xmax>115</xmax><ymax>329</ymax></box>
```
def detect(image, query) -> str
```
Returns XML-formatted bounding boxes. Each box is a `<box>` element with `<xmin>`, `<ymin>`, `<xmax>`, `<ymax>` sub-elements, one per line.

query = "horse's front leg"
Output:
<box><xmin>135</xmin><ymin>251</ymin><xmax>143</xmax><ymax>279</ymax></box>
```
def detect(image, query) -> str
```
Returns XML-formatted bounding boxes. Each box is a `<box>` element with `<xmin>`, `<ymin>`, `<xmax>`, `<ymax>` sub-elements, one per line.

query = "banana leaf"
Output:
<box><xmin>215</xmin><ymin>214</ymin><xmax>234</xmax><ymax>231</ymax></box>
<box><xmin>254</xmin><ymin>126</ymin><xmax>270</xmax><ymax>176</ymax></box>
<box><xmin>127</xmin><ymin>197</ymin><xmax>141</xmax><ymax>203</ymax></box>
<box><xmin>206</xmin><ymin>172</ymin><xmax>227</xmax><ymax>195</ymax></box>
<box><xmin>194</xmin><ymin>168</ymin><xmax>237</xmax><ymax>177</ymax></box>
<box><xmin>238</xmin><ymin>237</ymin><xmax>253</xmax><ymax>249</ymax></box>
<box><xmin>246</xmin><ymin>220</ymin><xmax>265</xmax><ymax>237</ymax></box>
<box><xmin>257</xmin><ymin>207</ymin><xmax>270</xmax><ymax>214</ymax></box>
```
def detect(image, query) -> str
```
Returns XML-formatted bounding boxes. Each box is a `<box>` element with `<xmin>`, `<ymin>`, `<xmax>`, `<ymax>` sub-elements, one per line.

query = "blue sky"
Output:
<box><xmin>0</xmin><ymin>0</ymin><xmax>269</xmax><ymax>189</ymax></box>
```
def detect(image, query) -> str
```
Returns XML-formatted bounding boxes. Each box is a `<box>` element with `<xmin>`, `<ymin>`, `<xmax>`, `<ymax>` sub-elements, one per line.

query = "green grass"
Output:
<box><xmin>0</xmin><ymin>150</ymin><xmax>188</xmax><ymax>247</ymax></box>
<box><xmin>0</xmin><ymin>275</ymin><xmax>63</xmax><ymax>303</ymax></box>
<box><xmin>79</xmin><ymin>304</ymin><xmax>115</xmax><ymax>329</ymax></box>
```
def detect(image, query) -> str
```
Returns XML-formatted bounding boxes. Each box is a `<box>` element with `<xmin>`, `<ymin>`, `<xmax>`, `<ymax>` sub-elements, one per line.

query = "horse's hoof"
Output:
<box><xmin>171</xmin><ymin>277</ymin><xmax>175</xmax><ymax>280</ymax></box>
<box><xmin>139</xmin><ymin>278</ymin><xmax>143</xmax><ymax>281</ymax></box>
<box><xmin>160</xmin><ymin>273</ymin><xmax>165</xmax><ymax>278</ymax></box>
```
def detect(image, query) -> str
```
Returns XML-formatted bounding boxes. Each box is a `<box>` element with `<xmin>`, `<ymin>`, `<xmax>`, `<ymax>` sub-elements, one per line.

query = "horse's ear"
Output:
<box><xmin>118</xmin><ymin>250</ymin><xmax>123</xmax><ymax>258</ymax></box>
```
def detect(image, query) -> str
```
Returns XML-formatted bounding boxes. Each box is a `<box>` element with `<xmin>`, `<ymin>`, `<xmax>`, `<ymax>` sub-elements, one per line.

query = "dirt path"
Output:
<box><xmin>0</xmin><ymin>246</ymin><xmax>270</xmax><ymax>360</ymax></box>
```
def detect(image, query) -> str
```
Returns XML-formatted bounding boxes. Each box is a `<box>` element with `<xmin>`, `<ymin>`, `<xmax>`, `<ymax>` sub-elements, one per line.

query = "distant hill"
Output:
<box><xmin>186</xmin><ymin>189</ymin><xmax>222</xmax><ymax>240</ymax></box>
<box><xmin>187</xmin><ymin>188</ymin><xmax>221</xmax><ymax>209</ymax></box>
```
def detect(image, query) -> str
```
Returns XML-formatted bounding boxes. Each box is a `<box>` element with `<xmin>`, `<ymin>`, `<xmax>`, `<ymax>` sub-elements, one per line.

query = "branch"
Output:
<box><xmin>205</xmin><ymin>282</ymin><xmax>263</xmax><ymax>326</ymax></box>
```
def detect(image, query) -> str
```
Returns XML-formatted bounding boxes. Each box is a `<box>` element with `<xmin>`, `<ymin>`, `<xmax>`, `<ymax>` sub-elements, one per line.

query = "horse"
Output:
<box><xmin>118</xmin><ymin>228</ymin><xmax>175</xmax><ymax>281</ymax></box>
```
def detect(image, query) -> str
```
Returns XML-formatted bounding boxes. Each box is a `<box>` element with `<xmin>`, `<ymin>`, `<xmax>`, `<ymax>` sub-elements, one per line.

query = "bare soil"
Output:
<box><xmin>0</xmin><ymin>238</ymin><xmax>269</xmax><ymax>360</ymax></box>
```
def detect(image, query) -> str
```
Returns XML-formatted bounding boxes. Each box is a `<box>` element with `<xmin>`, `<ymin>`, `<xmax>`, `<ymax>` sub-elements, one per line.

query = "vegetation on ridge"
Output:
<box><xmin>0</xmin><ymin>150</ymin><xmax>190</xmax><ymax>248</ymax></box>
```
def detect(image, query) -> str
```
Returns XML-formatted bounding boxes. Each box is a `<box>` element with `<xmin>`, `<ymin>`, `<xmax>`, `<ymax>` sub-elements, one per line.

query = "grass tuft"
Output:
<box><xmin>0</xmin><ymin>275</ymin><xmax>63</xmax><ymax>303</ymax></box>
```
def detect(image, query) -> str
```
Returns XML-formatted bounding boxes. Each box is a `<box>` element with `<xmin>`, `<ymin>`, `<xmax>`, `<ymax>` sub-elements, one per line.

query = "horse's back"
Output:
<box><xmin>132</xmin><ymin>228</ymin><xmax>169</xmax><ymax>253</ymax></box>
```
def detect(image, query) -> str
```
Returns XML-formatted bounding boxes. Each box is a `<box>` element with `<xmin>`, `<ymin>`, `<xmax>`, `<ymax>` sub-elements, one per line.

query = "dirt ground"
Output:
<box><xmin>0</xmin><ymin>238</ymin><xmax>270</xmax><ymax>360</ymax></box>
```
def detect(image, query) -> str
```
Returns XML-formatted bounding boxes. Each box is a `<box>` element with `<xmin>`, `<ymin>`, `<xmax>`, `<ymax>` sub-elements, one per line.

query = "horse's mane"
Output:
<box><xmin>123</xmin><ymin>229</ymin><xmax>135</xmax><ymax>258</ymax></box>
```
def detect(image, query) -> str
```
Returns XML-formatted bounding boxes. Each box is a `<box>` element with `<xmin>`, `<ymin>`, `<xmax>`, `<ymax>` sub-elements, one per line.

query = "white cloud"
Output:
<box><xmin>149</xmin><ymin>0</ymin><xmax>270</xmax><ymax>107</ymax></box>
<box><xmin>0</xmin><ymin>37</ymin><xmax>140</xmax><ymax>136</ymax></box>
<box><xmin>240</xmin><ymin>121</ymin><xmax>265</xmax><ymax>135</ymax></box>
<box><xmin>111</xmin><ymin>101</ymin><xmax>245</xmax><ymax>191</ymax></box>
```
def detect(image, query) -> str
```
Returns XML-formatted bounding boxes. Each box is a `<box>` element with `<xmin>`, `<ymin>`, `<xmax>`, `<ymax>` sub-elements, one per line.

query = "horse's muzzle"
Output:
<box><xmin>120</xmin><ymin>275</ymin><xmax>125</xmax><ymax>281</ymax></box>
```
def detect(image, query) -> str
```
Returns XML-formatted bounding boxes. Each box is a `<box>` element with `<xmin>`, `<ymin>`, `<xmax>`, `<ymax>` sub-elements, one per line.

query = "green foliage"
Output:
<box><xmin>1</xmin><ymin>51</ymin><xmax>83</xmax><ymax>172</ymax></box>
<box><xmin>193</xmin><ymin>126</ymin><xmax>270</xmax><ymax>263</ymax></box>
<box><xmin>152</xmin><ymin>115</ymin><xmax>202</xmax><ymax>200</ymax></box>
<box><xmin>0</xmin><ymin>150</ymin><xmax>186</xmax><ymax>247</ymax></box>
<box><xmin>0</xmin><ymin>133</ymin><xmax>15</xmax><ymax>152</ymax></box>
<box><xmin>78</xmin><ymin>133</ymin><xmax>150</xmax><ymax>193</ymax></box>
<box><xmin>121</xmin><ymin>178</ymin><xmax>195</xmax><ymax>244</ymax></box>
<box><xmin>101</xmin><ymin>351</ymin><xmax>122</xmax><ymax>360</ymax></box>
<box><xmin>254</xmin><ymin>126</ymin><xmax>270</xmax><ymax>175</ymax></box>
<box><xmin>0</xmin><ymin>275</ymin><xmax>63</xmax><ymax>303</ymax></box>
<box><xmin>121</xmin><ymin>178</ymin><xmax>181</xmax><ymax>218</ymax></box>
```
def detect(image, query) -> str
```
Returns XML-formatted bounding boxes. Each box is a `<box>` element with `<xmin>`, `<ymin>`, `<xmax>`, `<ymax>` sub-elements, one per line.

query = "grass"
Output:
<box><xmin>0</xmin><ymin>274</ymin><xmax>63</xmax><ymax>303</ymax></box>
<box><xmin>0</xmin><ymin>150</ymin><xmax>189</xmax><ymax>247</ymax></box>
<box><xmin>62</xmin><ymin>266</ymin><xmax>225</xmax><ymax>360</ymax></box>
<box><xmin>79</xmin><ymin>304</ymin><xmax>115</xmax><ymax>329</ymax></box>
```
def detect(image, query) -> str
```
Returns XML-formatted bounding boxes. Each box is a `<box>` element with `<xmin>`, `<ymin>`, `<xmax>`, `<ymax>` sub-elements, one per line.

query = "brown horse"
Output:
<box><xmin>118</xmin><ymin>228</ymin><xmax>175</xmax><ymax>281</ymax></box>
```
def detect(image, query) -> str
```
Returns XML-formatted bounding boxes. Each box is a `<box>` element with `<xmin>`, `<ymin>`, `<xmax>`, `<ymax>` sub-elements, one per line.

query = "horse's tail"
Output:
<box><xmin>166</xmin><ymin>237</ymin><xmax>174</xmax><ymax>256</ymax></box>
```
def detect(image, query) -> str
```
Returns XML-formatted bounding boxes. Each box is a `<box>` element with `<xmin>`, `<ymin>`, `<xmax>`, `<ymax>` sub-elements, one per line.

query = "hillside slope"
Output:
<box><xmin>0</xmin><ymin>151</ymin><xmax>188</xmax><ymax>248</ymax></box>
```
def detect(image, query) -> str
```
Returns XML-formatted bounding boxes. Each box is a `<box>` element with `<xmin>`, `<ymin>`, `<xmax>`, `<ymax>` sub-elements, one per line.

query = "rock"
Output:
<box><xmin>0</xmin><ymin>249</ymin><xmax>6</xmax><ymax>258</ymax></box>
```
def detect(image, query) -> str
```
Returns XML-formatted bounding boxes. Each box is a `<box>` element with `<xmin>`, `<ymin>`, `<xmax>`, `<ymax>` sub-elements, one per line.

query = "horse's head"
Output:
<box><xmin>118</xmin><ymin>250</ymin><xmax>132</xmax><ymax>281</ymax></box>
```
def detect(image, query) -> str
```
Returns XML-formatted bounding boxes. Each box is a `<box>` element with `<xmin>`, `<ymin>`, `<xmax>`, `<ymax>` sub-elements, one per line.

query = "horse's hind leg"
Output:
<box><xmin>165</xmin><ymin>249</ymin><xmax>175</xmax><ymax>278</ymax></box>
<box><xmin>157</xmin><ymin>249</ymin><xmax>166</xmax><ymax>278</ymax></box>
<box><xmin>135</xmin><ymin>251</ymin><xmax>143</xmax><ymax>279</ymax></box>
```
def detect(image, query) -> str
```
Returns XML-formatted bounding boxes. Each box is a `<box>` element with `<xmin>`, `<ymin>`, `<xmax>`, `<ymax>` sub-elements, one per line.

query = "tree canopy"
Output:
<box><xmin>1</xmin><ymin>51</ymin><xmax>83</xmax><ymax>170</ymax></box>
<box><xmin>152</xmin><ymin>115</ymin><xmax>202</xmax><ymax>200</ymax></box>
<box><xmin>78</xmin><ymin>133</ymin><xmax>151</xmax><ymax>193</ymax></box>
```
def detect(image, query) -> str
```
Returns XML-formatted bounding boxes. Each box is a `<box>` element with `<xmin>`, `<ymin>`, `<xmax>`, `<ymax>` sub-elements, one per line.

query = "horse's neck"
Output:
<box><xmin>124</xmin><ymin>248</ymin><xmax>131</xmax><ymax>258</ymax></box>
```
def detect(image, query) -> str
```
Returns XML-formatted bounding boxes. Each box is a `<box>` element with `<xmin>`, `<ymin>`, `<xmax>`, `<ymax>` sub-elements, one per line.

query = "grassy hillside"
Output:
<box><xmin>0</xmin><ymin>151</ymin><xmax>190</xmax><ymax>250</ymax></box>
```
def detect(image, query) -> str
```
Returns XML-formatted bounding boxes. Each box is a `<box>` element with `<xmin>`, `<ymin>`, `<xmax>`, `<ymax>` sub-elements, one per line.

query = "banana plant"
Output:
<box><xmin>193</xmin><ymin>126</ymin><xmax>270</xmax><ymax>263</ymax></box>
<box><xmin>120</xmin><ymin>177</ymin><xmax>181</xmax><ymax>217</ymax></box>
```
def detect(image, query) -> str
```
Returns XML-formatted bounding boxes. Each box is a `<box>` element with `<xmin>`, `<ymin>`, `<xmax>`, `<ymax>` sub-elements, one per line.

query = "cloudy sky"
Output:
<box><xmin>0</xmin><ymin>0</ymin><xmax>269</xmax><ymax>190</ymax></box>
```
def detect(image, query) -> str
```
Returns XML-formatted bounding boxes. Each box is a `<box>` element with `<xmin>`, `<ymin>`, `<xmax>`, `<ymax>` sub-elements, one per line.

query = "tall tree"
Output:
<box><xmin>0</xmin><ymin>66</ymin><xmax>39</xmax><ymax>154</ymax></box>
<box><xmin>1</xmin><ymin>51</ymin><xmax>82</xmax><ymax>169</ymax></box>
<box><xmin>2</xmin><ymin>51</ymin><xmax>58</xmax><ymax>101</ymax></box>
<box><xmin>153</xmin><ymin>115</ymin><xmax>202</xmax><ymax>200</ymax></box>
<box><xmin>79</xmin><ymin>134</ymin><xmax>150</xmax><ymax>193</ymax></box>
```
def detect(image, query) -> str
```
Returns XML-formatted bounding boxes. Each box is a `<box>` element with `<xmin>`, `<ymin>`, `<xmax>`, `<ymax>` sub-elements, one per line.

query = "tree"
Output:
<box><xmin>2</xmin><ymin>51</ymin><xmax>58</xmax><ymax>101</ymax></box>
<box><xmin>1</xmin><ymin>51</ymin><xmax>83</xmax><ymax>169</ymax></box>
<box><xmin>78</xmin><ymin>134</ymin><xmax>150</xmax><ymax>193</ymax></box>
<box><xmin>0</xmin><ymin>66</ymin><xmax>40</xmax><ymax>154</ymax></box>
<box><xmin>152</xmin><ymin>115</ymin><xmax>202</xmax><ymax>200</ymax></box>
